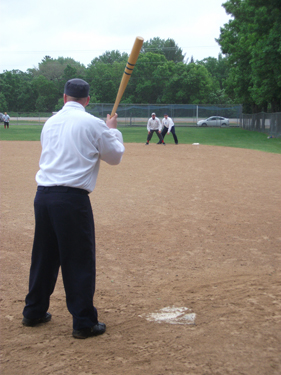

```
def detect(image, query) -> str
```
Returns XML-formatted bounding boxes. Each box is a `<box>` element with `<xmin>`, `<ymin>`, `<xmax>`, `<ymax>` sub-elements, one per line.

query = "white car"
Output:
<box><xmin>197</xmin><ymin>116</ymin><xmax>229</xmax><ymax>127</ymax></box>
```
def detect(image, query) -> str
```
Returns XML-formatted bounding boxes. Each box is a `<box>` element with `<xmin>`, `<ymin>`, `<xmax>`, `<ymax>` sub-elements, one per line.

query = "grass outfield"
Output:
<box><xmin>0</xmin><ymin>124</ymin><xmax>280</xmax><ymax>154</ymax></box>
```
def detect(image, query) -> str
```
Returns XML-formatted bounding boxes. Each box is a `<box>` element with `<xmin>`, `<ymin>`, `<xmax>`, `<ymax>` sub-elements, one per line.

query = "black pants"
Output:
<box><xmin>147</xmin><ymin>130</ymin><xmax>164</xmax><ymax>143</ymax></box>
<box><xmin>23</xmin><ymin>186</ymin><xmax>98</xmax><ymax>331</ymax></box>
<box><xmin>161</xmin><ymin>126</ymin><xmax>178</xmax><ymax>144</ymax></box>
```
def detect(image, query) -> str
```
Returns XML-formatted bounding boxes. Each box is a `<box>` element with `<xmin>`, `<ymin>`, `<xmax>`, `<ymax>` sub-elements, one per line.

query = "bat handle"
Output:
<box><xmin>111</xmin><ymin>103</ymin><xmax>119</xmax><ymax>119</ymax></box>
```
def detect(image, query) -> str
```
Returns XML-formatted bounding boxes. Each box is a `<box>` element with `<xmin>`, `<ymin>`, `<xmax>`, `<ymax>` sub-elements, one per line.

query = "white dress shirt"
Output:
<box><xmin>162</xmin><ymin>117</ymin><xmax>174</xmax><ymax>132</ymax></box>
<box><xmin>36</xmin><ymin>101</ymin><xmax>125</xmax><ymax>193</ymax></box>
<box><xmin>147</xmin><ymin>117</ymin><xmax>162</xmax><ymax>131</ymax></box>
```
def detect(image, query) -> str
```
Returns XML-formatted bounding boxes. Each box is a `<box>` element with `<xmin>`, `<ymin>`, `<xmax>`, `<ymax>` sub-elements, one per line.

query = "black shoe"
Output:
<box><xmin>72</xmin><ymin>322</ymin><xmax>106</xmax><ymax>339</ymax></box>
<box><xmin>163</xmin><ymin>142</ymin><xmax>166</xmax><ymax>145</ymax></box>
<box><xmin>22</xmin><ymin>312</ymin><xmax>52</xmax><ymax>327</ymax></box>
<box><xmin>145</xmin><ymin>142</ymin><xmax>149</xmax><ymax>145</ymax></box>
<box><xmin>156</xmin><ymin>141</ymin><xmax>161</xmax><ymax>144</ymax></box>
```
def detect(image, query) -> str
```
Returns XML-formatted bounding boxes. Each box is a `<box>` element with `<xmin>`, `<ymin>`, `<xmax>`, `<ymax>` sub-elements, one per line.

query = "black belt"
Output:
<box><xmin>37</xmin><ymin>186</ymin><xmax>89</xmax><ymax>195</ymax></box>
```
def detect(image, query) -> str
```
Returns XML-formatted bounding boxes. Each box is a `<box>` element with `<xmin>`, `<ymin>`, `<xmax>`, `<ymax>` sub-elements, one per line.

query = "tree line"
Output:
<box><xmin>0</xmin><ymin>38</ymin><xmax>231</xmax><ymax>114</ymax></box>
<box><xmin>1</xmin><ymin>1</ymin><xmax>280</xmax><ymax>114</ymax></box>
<box><xmin>217</xmin><ymin>0</ymin><xmax>281</xmax><ymax>112</ymax></box>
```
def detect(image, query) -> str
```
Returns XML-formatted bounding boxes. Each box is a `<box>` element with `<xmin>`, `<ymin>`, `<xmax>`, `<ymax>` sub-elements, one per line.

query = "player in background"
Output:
<box><xmin>159</xmin><ymin>114</ymin><xmax>178</xmax><ymax>144</ymax></box>
<box><xmin>3</xmin><ymin>112</ymin><xmax>10</xmax><ymax>129</ymax></box>
<box><xmin>145</xmin><ymin>113</ymin><xmax>165</xmax><ymax>145</ymax></box>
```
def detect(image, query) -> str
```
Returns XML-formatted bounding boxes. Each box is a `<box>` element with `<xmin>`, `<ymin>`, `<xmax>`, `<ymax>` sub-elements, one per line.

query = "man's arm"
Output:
<box><xmin>99</xmin><ymin>113</ymin><xmax>125</xmax><ymax>165</ymax></box>
<box><xmin>147</xmin><ymin>119</ymin><xmax>151</xmax><ymax>132</ymax></box>
<box><xmin>168</xmin><ymin>118</ymin><xmax>174</xmax><ymax>133</ymax></box>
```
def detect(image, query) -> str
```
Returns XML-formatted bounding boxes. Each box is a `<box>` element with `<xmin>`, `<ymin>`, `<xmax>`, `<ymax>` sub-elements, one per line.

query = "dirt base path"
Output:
<box><xmin>1</xmin><ymin>141</ymin><xmax>281</xmax><ymax>375</ymax></box>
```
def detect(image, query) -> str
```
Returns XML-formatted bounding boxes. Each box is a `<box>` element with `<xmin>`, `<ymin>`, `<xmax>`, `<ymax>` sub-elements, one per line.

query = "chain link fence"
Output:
<box><xmin>86</xmin><ymin>103</ymin><xmax>242</xmax><ymax>127</ymax></box>
<box><xmin>240</xmin><ymin>112</ymin><xmax>281</xmax><ymax>137</ymax></box>
<box><xmin>9</xmin><ymin>104</ymin><xmax>242</xmax><ymax>127</ymax></box>
<box><xmin>7</xmin><ymin>106</ymin><xmax>281</xmax><ymax>138</ymax></box>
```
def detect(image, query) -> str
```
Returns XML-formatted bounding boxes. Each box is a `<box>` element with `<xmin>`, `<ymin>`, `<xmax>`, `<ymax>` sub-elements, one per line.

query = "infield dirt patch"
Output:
<box><xmin>1</xmin><ymin>141</ymin><xmax>281</xmax><ymax>375</ymax></box>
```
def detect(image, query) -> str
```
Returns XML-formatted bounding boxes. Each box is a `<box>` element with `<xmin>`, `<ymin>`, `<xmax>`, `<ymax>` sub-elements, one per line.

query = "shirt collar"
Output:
<box><xmin>63</xmin><ymin>101</ymin><xmax>86</xmax><ymax>111</ymax></box>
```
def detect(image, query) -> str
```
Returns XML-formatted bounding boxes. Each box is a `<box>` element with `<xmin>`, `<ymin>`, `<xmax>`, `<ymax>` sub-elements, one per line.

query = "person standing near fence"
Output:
<box><xmin>3</xmin><ymin>112</ymin><xmax>10</xmax><ymax>129</ymax></box>
<box><xmin>159</xmin><ymin>114</ymin><xmax>178</xmax><ymax>144</ymax></box>
<box><xmin>22</xmin><ymin>78</ymin><xmax>125</xmax><ymax>339</ymax></box>
<box><xmin>145</xmin><ymin>113</ymin><xmax>165</xmax><ymax>145</ymax></box>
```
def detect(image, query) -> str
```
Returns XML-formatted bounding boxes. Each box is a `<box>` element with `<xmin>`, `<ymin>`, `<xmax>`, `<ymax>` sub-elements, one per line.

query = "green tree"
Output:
<box><xmin>217</xmin><ymin>0</ymin><xmax>281</xmax><ymax>112</ymax></box>
<box><xmin>197</xmin><ymin>54</ymin><xmax>233</xmax><ymax>104</ymax></box>
<box><xmin>62</xmin><ymin>65</ymin><xmax>77</xmax><ymax>82</ymax></box>
<box><xmin>142</xmin><ymin>37</ymin><xmax>185</xmax><ymax>63</ymax></box>
<box><xmin>54</xmin><ymin>97</ymin><xmax>64</xmax><ymax>112</ymax></box>
<box><xmin>197</xmin><ymin>54</ymin><xmax>229</xmax><ymax>90</ymax></box>
<box><xmin>127</xmin><ymin>53</ymin><xmax>168</xmax><ymax>103</ymax></box>
<box><xmin>162</xmin><ymin>39</ymin><xmax>186</xmax><ymax>63</ymax></box>
<box><xmin>31</xmin><ymin>56</ymin><xmax>86</xmax><ymax>81</ymax></box>
<box><xmin>86</xmin><ymin>50</ymin><xmax>128</xmax><ymax>102</ymax></box>
<box><xmin>0</xmin><ymin>92</ymin><xmax>8</xmax><ymax>112</ymax></box>
<box><xmin>248</xmin><ymin>0</ymin><xmax>281</xmax><ymax>111</ymax></box>
<box><xmin>17</xmin><ymin>80</ymin><xmax>38</xmax><ymax>112</ymax></box>
<box><xmin>32</xmin><ymin>75</ymin><xmax>59</xmax><ymax>112</ymax></box>
<box><xmin>0</xmin><ymin>69</ymin><xmax>36</xmax><ymax>112</ymax></box>
<box><xmin>90</xmin><ymin>50</ymin><xmax>128</xmax><ymax>65</ymax></box>
<box><xmin>162</xmin><ymin>63</ymin><xmax>213</xmax><ymax>104</ymax></box>
<box><xmin>0</xmin><ymin>70</ymin><xmax>20</xmax><ymax>111</ymax></box>
<box><xmin>86</xmin><ymin>59</ymin><xmax>124</xmax><ymax>103</ymax></box>
<box><xmin>28</xmin><ymin>57</ymin><xmax>87</xmax><ymax>110</ymax></box>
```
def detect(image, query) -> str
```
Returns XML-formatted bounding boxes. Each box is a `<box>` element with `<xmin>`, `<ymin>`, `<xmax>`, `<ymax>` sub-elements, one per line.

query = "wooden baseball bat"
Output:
<box><xmin>110</xmin><ymin>36</ymin><xmax>144</xmax><ymax>118</ymax></box>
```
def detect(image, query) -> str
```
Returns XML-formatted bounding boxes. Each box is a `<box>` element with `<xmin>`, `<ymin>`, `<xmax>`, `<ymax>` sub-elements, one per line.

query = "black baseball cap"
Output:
<box><xmin>64</xmin><ymin>78</ymin><xmax>89</xmax><ymax>98</ymax></box>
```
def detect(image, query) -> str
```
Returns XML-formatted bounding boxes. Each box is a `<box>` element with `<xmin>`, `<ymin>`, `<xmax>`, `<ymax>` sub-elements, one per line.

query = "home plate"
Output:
<box><xmin>142</xmin><ymin>306</ymin><xmax>196</xmax><ymax>325</ymax></box>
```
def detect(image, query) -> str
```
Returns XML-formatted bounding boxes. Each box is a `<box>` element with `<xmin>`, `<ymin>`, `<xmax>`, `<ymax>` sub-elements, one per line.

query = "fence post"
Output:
<box><xmin>262</xmin><ymin>112</ymin><xmax>265</xmax><ymax>132</ymax></box>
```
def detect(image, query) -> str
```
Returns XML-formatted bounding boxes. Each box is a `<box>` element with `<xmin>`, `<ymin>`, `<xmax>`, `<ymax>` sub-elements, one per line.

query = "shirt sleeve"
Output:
<box><xmin>168</xmin><ymin>118</ymin><xmax>174</xmax><ymax>132</ymax></box>
<box><xmin>147</xmin><ymin>119</ymin><xmax>151</xmax><ymax>131</ymax></box>
<box><xmin>98</xmin><ymin>128</ymin><xmax>125</xmax><ymax>165</ymax></box>
<box><xmin>157</xmin><ymin>118</ymin><xmax>162</xmax><ymax>131</ymax></box>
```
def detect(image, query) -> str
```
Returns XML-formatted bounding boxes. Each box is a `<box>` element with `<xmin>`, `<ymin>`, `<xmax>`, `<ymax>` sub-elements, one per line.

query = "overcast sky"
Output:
<box><xmin>0</xmin><ymin>0</ymin><xmax>231</xmax><ymax>73</ymax></box>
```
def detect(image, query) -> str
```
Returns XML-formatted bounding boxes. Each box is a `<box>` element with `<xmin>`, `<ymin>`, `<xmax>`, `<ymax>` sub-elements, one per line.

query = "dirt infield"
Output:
<box><xmin>1</xmin><ymin>141</ymin><xmax>281</xmax><ymax>375</ymax></box>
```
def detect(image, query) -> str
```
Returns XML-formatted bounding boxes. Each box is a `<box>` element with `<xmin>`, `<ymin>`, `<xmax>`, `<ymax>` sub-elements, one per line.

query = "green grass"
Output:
<box><xmin>1</xmin><ymin>123</ymin><xmax>280</xmax><ymax>154</ymax></box>
<box><xmin>0</xmin><ymin>125</ymin><xmax>43</xmax><ymax>141</ymax></box>
<box><xmin>120</xmin><ymin>126</ymin><xmax>281</xmax><ymax>154</ymax></box>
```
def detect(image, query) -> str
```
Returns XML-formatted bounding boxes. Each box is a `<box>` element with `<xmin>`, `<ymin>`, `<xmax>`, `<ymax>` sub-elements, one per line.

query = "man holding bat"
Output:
<box><xmin>145</xmin><ymin>113</ymin><xmax>165</xmax><ymax>145</ymax></box>
<box><xmin>22</xmin><ymin>78</ymin><xmax>125</xmax><ymax>339</ymax></box>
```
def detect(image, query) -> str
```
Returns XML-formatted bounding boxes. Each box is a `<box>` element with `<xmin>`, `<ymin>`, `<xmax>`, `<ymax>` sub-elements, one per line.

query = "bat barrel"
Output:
<box><xmin>111</xmin><ymin>37</ymin><xmax>144</xmax><ymax>118</ymax></box>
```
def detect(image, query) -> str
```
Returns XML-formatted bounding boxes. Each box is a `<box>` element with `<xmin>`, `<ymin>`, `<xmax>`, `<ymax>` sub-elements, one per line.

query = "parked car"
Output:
<box><xmin>197</xmin><ymin>116</ymin><xmax>229</xmax><ymax>127</ymax></box>
<box><xmin>0</xmin><ymin>113</ymin><xmax>4</xmax><ymax>122</ymax></box>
